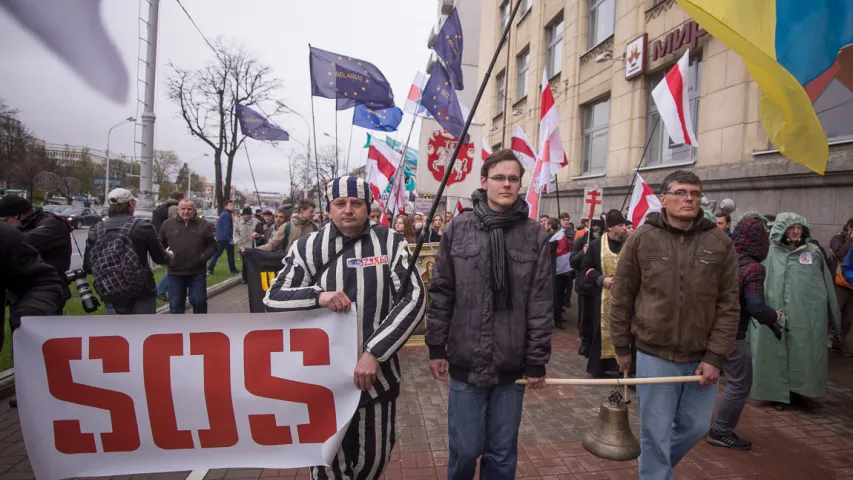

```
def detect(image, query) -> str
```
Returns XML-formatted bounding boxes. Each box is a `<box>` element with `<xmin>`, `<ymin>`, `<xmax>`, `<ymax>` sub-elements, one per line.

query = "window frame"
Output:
<box><xmin>581</xmin><ymin>97</ymin><xmax>611</xmax><ymax>175</ymax></box>
<box><xmin>499</xmin><ymin>0</ymin><xmax>510</xmax><ymax>35</ymax></box>
<box><xmin>645</xmin><ymin>55</ymin><xmax>702</xmax><ymax>167</ymax></box>
<box><xmin>516</xmin><ymin>48</ymin><xmax>530</xmax><ymax>102</ymax></box>
<box><xmin>546</xmin><ymin>15</ymin><xmax>564</xmax><ymax>80</ymax></box>
<box><xmin>587</xmin><ymin>0</ymin><xmax>615</xmax><ymax>49</ymax></box>
<box><xmin>495</xmin><ymin>70</ymin><xmax>507</xmax><ymax>116</ymax></box>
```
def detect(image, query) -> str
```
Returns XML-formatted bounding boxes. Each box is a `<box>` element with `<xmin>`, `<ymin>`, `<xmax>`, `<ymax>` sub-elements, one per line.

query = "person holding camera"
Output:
<box><xmin>0</xmin><ymin>194</ymin><xmax>72</xmax><ymax>314</ymax></box>
<box><xmin>83</xmin><ymin>188</ymin><xmax>172</xmax><ymax>315</ymax></box>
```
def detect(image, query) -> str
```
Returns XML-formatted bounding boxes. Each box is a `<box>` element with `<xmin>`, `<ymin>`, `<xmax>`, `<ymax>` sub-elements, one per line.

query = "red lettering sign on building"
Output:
<box><xmin>651</xmin><ymin>20</ymin><xmax>708</xmax><ymax>61</ymax></box>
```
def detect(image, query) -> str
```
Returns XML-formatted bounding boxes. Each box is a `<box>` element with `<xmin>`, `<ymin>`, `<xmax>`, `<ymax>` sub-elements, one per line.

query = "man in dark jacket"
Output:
<box><xmin>207</xmin><ymin>200</ymin><xmax>238</xmax><ymax>275</ymax></box>
<box><xmin>707</xmin><ymin>217</ymin><xmax>784</xmax><ymax>450</ymax></box>
<box><xmin>609</xmin><ymin>170</ymin><xmax>739</xmax><ymax>479</ymax></box>
<box><xmin>83</xmin><ymin>188</ymin><xmax>172</xmax><ymax>314</ymax></box>
<box><xmin>580</xmin><ymin>210</ymin><xmax>628</xmax><ymax>377</ymax></box>
<box><xmin>0</xmin><ymin>222</ymin><xmax>67</xmax><ymax>348</ymax></box>
<box><xmin>427</xmin><ymin>150</ymin><xmax>554</xmax><ymax>480</ymax></box>
<box><xmin>0</xmin><ymin>194</ymin><xmax>72</xmax><ymax>312</ymax></box>
<box><xmin>159</xmin><ymin>199</ymin><xmax>217</xmax><ymax>314</ymax></box>
<box><xmin>571</xmin><ymin>219</ymin><xmax>603</xmax><ymax>357</ymax></box>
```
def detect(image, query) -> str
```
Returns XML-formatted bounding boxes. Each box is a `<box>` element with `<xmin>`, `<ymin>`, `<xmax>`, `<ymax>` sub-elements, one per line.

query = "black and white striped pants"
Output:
<box><xmin>310</xmin><ymin>400</ymin><xmax>397</xmax><ymax>480</ymax></box>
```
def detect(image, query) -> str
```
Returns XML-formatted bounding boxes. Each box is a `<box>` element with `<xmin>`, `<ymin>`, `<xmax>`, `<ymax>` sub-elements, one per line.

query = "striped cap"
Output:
<box><xmin>325</xmin><ymin>176</ymin><xmax>373</xmax><ymax>210</ymax></box>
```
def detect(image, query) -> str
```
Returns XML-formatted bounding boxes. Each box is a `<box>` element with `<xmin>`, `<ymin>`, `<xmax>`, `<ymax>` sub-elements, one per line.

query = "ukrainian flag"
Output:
<box><xmin>676</xmin><ymin>0</ymin><xmax>853</xmax><ymax>174</ymax></box>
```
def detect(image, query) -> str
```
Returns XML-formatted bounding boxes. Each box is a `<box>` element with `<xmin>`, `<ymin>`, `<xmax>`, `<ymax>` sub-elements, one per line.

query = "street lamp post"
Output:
<box><xmin>186</xmin><ymin>153</ymin><xmax>209</xmax><ymax>199</ymax></box>
<box><xmin>277</xmin><ymin>102</ymin><xmax>322</xmax><ymax>207</ymax></box>
<box><xmin>104</xmin><ymin>117</ymin><xmax>135</xmax><ymax>201</ymax></box>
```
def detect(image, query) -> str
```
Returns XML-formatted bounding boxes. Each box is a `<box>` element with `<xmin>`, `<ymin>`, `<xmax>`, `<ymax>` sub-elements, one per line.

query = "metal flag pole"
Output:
<box><xmin>554</xmin><ymin>175</ymin><xmax>562</xmax><ymax>216</ymax></box>
<box><xmin>308</xmin><ymin>44</ymin><xmax>324</xmax><ymax>210</ymax></box>
<box><xmin>335</xmin><ymin>110</ymin><xmax>340</xmax><ymax>174</ymax></box>
<box><xmin>619</xmin><ymin>116</ymin><xmax>660</xmax><ymax>212</ymax></box>
<box><xmin>394</xmin><ymin>0</ymin><xmax>525</xmax><ymax>303</ymax></box>
<box><xmin>384</xmin><ymin>74</ymin><xmax>428</xmax><ymax>215</ymax></box>
<box><xmin>242</xmin><ymin>142</ymin><xmax>262</xmax><ymax>207</ymax></box>
<box><xmin>344</xmin><ymin>122</ymin><xmax>354</xmax><ymax>173</ymax></box>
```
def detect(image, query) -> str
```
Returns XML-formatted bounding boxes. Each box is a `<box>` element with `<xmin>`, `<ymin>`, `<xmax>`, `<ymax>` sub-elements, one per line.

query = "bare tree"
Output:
<box><xmin>166</xmin><ymin>39</ymin><xmax>283</xmax><ymax>211</ymax></box>
<box><xmin>153</xmin><ymin>150</ymin><xmax>181</xmax><ymax>185</ymax></box>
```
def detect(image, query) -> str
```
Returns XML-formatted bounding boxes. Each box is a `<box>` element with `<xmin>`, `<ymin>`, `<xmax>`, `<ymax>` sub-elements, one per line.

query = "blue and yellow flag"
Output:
<box><xmin>352</xmin><ymin>105</ymin><xmax>403</xmax><ymax>132</ymax></box>
<box><xmin>309</xmin><ymin>46</ymin><xmax>395</xmax><ymax>111</ymax></box>
<box><xmin>676</xmin><ymin>0</ymin><xmax>853</xmax><ymax>174</ymax></box>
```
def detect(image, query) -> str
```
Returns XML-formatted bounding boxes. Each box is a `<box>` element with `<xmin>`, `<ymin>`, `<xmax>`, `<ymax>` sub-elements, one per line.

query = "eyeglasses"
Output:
<box><xmin>665</xmin><ymin>190</ymin><xmax>703</xmax><ymax>200</ymax></box>
<box><xmin>488</xmin><ymin>175</ymin><xmax>521</xmax><ymax>184</ymax></box>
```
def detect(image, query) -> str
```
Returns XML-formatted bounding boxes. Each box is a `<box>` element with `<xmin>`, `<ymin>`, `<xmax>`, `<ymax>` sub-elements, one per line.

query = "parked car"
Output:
<box><xmin>202</xmin><ymin>214</ymin><xmax>218</xmax><ymax>227</ymax></box>
<box><xmin>58</xmin><ymin>206</ymin><xmax>102</xmax><ymax>229</ymax></box>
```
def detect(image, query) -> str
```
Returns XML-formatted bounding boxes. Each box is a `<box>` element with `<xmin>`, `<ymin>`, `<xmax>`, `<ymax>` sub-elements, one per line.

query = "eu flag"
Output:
<box><xmin>424</xmin><ymin>62</ymin><xmax>469</xmax><ymax>143</ymax></box>
<box><xmin>310</xmin><ymin>46</ymin><xmax>395</xmax><ymax>111</ymax></box>
<box><xmin>353</xmin><ymin>104</ymin><xmax>403</xmax><ymax>132</ymax></box>
<box><xmin>236</xmin><ymin>104</ymin><xmax>289</xmax><ymax>141</ymax></box>
<box><xmin>433</xmin><ymin>8</ymin><xmax>464</xmax><ymax>90</ymax></box>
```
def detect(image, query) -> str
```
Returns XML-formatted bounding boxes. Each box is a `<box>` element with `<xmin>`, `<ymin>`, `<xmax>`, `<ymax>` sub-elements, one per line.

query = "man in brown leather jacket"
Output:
<box><xmin>609</xmin><ymin>170</ymin><xmax>738</xmax><ymax>480</ymax></box>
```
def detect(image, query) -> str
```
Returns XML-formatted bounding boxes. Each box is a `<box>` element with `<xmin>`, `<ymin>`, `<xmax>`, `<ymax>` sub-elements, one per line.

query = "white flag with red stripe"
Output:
<box><xmin>366</xmin><ymin>139</ymin><xmax>399</xmax><ymax>196</ymax></box>
<box><xmin>537</xmin><ymin>69</ymin><xmax>568</xmax><ymax>191</ymax></box>
<box><xmin>627</xmin><ymin>173</ymin><xmax>661</xmax><ymax>227</ymax></box>
<box><xmin>525</xmin><ymin>158</ymin><xmax>545</xmax><ymax>220</ymax></box>
<box><xmin>651</xmin><ymin>49</ymin><xmax>699</xmax><ymax>146</ymax></box>
<box><xmin>453</xmin><ymin>198</ymin><xmax>464</xmax><ymax>217</ymax></box>
<box><xmin>511</xmin><ymin>125</ymin><xmax>538</xmax><ymax>171</ymax></box>
<box><xmin>481</xmin><ymin>139</ymin><xmax>491</xmax><ymax>161</ymax></box>
<box><xmin>386</xmin><ymin>161</ymin><xmax>407</xmax><ymax>216</ymax></box>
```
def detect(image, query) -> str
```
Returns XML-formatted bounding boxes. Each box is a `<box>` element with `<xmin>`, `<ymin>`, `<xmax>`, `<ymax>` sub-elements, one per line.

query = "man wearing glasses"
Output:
<box><xmin>427</xmin><ymin>149</ymin><xmax>554</xmax><ymax>480</ymax></box>
<box><xmin>609</xmin><ymin>170</ymin><xmax>739</xmax><ymax>479</ymax></box>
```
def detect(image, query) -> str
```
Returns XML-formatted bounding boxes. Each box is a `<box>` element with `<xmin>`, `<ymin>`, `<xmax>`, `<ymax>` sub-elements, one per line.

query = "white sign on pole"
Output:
<box><xmin>14</xmin><ymin>310</ymin><xmax>360</xmax><ymax>480</ymax></box>
<box><xmin>416</xmin><ymin>118</ymin><xmax>484</xmax><ymax>197</ymax></box>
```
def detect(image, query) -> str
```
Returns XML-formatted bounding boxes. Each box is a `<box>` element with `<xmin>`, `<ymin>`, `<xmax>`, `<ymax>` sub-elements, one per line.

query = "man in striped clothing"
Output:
<box><xmin>264</xmin><ymin>176</ymin><xmax>426</xmax><ymax>480</ymax></box>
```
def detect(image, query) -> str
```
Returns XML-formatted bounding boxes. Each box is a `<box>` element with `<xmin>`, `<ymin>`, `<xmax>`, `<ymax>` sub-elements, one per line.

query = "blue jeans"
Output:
<box><xmin>167</xmin><ymin>274</ymin><xmax>208</xmax><ymax>314</ymax></box>
<box><xmin>447</xmin><ymin>378</ymin><xmax>525</xmax><ymax>480</ymax></box>
<box><xmin>157</xmin><ymin>275</ymin><xmax>169</xmax><ymax>298</ymax></box>
<box><xmin>636</xmin><ymin>351</ymin><xmax>719</xmax><ymax>480</ymax></box>
<box><xmin>105</xmin><ymin>297</ymin><xmax>157</xmax><ymax>315</ymax></box>
<box><xmin>207</xmin><ymin>240</ymin><xmax>237</xmax><ymax>273</ymax></box>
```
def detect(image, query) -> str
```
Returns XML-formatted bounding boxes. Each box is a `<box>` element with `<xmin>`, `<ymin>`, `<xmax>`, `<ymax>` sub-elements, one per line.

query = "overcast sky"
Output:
<box><xmin>0</xmin><ymin>0</ymin><xmax>437</xmax><ymax>195</ymax></box>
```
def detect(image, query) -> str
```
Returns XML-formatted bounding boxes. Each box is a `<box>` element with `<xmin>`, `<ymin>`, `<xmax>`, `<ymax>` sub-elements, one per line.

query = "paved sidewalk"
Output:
<box><xmin>2</xmin><ymin>285</ymin><xmax>853</xmax><ymax>479</ymax></box>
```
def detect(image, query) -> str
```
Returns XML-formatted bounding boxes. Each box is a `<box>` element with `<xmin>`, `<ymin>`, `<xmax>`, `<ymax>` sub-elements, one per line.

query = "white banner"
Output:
<box><xmin>14</xmin><ymin>310</ymin><xmax>360</xmax><ymax>480</ymax></box>
<box><xmin>417</xmin><ymin>119</ymin><xmax>484</xmax><ymax>197</ymax></box>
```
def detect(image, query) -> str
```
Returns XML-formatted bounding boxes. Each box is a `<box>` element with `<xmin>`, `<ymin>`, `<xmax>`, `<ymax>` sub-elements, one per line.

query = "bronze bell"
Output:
<box><xmin>582</xmin><ymin>391</ymin><xmax>641</xmax><ymax>461</ymax></box>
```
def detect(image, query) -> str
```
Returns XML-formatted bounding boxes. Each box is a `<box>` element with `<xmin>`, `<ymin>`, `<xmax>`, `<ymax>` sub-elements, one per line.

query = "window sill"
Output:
<box><xmin>512</xmin><ymin>96</ymin><xmax>528</xmax><ymax>108</ymax></box>
<box><xmin>581</xmin><ymin>34</ymin><xmax>615</xmax><ymax>60</ymax></box>
<box><xmin>752</xmin><ymin>137</ymin><xmax>853</xmax><ymax>157</ymax></box>
<box><xmin>572</xmin><ymin>172</ymin><xmax>606</xmax><ymax>181</ymax></box>
<box><xmin>493</xmin><ymin>111</ymin><xmax>505</xmax><ymax>121</ymax></box>
<box><xmin>638</xmin><ymin>160</ymin><xmax>696</xmax><ymax>172</ymax></box>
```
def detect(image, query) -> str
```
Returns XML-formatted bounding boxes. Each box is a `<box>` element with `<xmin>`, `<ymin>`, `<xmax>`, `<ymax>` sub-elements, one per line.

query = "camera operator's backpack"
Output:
<box><xmin>89</xmin><ymin>218</ymin><xmax>149</xmax><ymax>299</ymax></box>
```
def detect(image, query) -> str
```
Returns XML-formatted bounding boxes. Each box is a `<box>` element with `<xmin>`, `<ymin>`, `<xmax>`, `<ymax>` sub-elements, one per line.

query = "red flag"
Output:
<box><xmin>651</xmin><ymin>49</ymin><xmax>699</xmax><ymax>146</ymax></box>
<box><xmin>627</xmin><ymin>173</ymin><xmax>661</xmax><ymax>226</ymax></box>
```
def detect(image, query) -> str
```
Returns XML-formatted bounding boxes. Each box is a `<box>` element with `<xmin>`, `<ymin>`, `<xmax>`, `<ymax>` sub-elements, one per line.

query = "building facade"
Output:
<box><xmin>42</xmin><ymin>144</ymin><xmax>132</xmax><ymax>167</ymax></box>
<box><xmin>477</xmin><ymin>0</ymin><xmax>853</xmax><ymax>244</ymax></box>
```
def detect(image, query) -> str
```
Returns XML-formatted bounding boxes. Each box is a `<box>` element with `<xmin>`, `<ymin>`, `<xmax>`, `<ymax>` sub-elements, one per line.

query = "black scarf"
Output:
<box><xmin>471</xmin><ymin>189</ymin><xmax>529</xmax><ymax>310</ymax></box>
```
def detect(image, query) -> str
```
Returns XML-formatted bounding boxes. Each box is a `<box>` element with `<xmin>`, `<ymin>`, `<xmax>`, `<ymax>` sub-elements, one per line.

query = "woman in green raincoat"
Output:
<box><xmin>749</xmin><ymin>213</ymin><xmax>841</xmax><ymax>408</ymax></box>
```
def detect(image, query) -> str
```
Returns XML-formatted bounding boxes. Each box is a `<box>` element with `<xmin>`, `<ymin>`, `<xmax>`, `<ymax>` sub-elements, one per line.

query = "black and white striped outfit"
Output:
<box><xmin>263</xmin><ymin>220</ymin><xmax>425</xmax><ymax>480</ymax></box>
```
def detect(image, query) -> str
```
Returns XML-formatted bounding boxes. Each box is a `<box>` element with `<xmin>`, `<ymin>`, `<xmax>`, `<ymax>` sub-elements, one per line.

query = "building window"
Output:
<box><xmin>516</xmin><ymin>49</ymin><xmax>530</xmax><ymax>102</ymax></box>
<box><xmin>587</xmin><ymin>0</ymin><xmax>615</xmax><ymax>49</ymax></box>
<box><xmin>521</xmin><ymin>0</ymin><xmax>533</xmax><ymax>16</ymax></box>
<box><xmin>492</xmin><ymin>142</ymin><xmax>503</xmax><ymax>152</ymax></box>
<box><xmin>582</xmin><ymin>98</ymin><xmax>610</xmax><ymax>175</ymax></box>
<box><xmin>647</xmin><ymin>56</ymin><xmax>702</xmax><ymax>166</ymax></box>
<box><xmin>500</xmin><ymin>0</ymin><xmax>510</xmax><ymax>33</ymax></box>
<box><xmin>495</xmin><ymin>70</ymin><xmax>506</xmax><ymax>116</ymax></box>
<box><xmin>546</xmin><ymin>16</ymin><xmax>564</xmax><ymax>79</ymax></box>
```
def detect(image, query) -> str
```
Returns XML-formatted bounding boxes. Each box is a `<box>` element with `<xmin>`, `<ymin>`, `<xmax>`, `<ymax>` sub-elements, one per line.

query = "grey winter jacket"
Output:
<box><xmin>426</xmin><ymin>212</ymin><xmax>555</xmax><ymax>387</ymax></box>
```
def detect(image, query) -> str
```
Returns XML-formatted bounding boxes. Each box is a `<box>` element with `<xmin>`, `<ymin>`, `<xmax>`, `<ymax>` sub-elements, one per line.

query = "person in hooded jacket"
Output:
<box><xmin>749</xmin><ymin>212</ymin><xmax>840</xmax><ymax>410</ymax></box>
<box><xmin>570</xmin><ymin>219</ymin><xmax>603</xmax><ymax>357</ymax></box>
<box><xmin>707</xmin><ymin>217</ymin><xmax>785</xmax><ymax>450</ymax></box>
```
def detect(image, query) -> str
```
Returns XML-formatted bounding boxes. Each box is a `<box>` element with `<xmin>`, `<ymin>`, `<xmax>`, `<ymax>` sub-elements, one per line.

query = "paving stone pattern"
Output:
<box><xmin>2</xmin><ymin>286</ymin><xmax>853</xmax><ymax>479</ymax></box>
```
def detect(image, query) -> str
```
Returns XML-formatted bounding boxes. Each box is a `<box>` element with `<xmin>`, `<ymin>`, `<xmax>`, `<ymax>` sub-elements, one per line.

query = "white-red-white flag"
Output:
<box><xmin>627</xmin><ymin>173</ymin><xmax>661</xmax><ymax>226</ymax></box>
<box><xmin>525</xmin><ymin>158</ymin><xmax>545</xmax><ymax>220</ymax></box>
<box><xmin>453</xmin><ymin>198</ymin><xmax>464</xmax><ymax>217</ymax></box>
<box><xmin>481</xmin><ymin>138</ymin><xmax>491</xmax><ymax>161</ymax></box>
<box><xmin>537</xmin><ymin>69</ymin><xmax>568</xmax><ymax>191</ymax></box>
<box><xmin>651</xmin><ymin>49</ymin><xmax>699</xmax><ymax>146</ymax></box>
<box><xmin>511</xmin><ymin>125</ymin><xmax>538</xmax><ymax>171</ymax></box>
<box><xmin>386</xmin><ymin>154</ymin><xmax>407</xmax><ymax>216</ymax></box>
<box><xmin>366</xmin><ymin>139</ymin><xmax>399</xmax><ymax>197</ymax></box>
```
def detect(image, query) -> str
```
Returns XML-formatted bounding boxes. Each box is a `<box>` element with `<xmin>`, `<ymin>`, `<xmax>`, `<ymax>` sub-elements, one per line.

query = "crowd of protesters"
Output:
<box><xmin>2</xmin><ymin>147</ymin><xmax>853</xmax><ymax>480</ymax></box>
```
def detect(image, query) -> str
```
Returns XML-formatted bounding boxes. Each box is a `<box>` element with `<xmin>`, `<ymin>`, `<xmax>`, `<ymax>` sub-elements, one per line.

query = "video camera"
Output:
<box><xmin>65</xmin><ymin>269</ymin><xmax>100</xmax><ymax>313</ymax></box>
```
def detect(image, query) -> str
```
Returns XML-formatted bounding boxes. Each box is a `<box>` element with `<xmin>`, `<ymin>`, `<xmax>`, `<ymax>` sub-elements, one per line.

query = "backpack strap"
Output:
<box><xmin>119</xmin><ymin>217</ymin><xmax>141</xmax><ymax>236</ymax></box>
